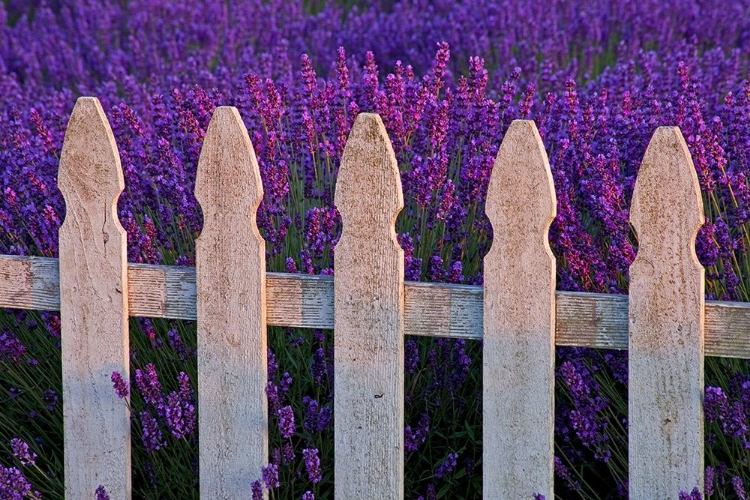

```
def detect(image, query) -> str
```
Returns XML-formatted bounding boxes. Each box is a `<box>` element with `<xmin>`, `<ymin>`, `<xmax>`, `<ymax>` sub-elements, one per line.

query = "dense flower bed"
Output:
<box><xmin>1</xmin><ymin>1</ymin><xmax>749</xmax><ymax>498</ymax></box>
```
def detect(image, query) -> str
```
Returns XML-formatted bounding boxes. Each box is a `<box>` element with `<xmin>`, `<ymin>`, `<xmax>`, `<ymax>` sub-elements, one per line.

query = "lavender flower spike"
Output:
<box><xmin>96</xmin><ymin>485</ymin><xmax>110</xmax><ymax>500</ymax></box>
<box><xmin>303</xmin><ymin>448</ymin><xmax>322</xmax><ymax>484</ymax></box>
<box><xmin>111</xmin><ymin>371</ymin><xmax>129</xmax><ymax>399</ymax></box>
<box><xmin>278</xmin><ymin>405</ymin><xmax>295</xmax><ymax>439</ymax></box>
<box><xmin>10</xmin><ymin>438</ymin><xmax>37</xmax><ymax>466</ymax></box>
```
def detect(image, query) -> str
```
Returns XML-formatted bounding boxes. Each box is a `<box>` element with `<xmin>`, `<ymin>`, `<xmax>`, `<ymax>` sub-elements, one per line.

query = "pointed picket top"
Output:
<box><xmin>483</xmin><ymin>120</ymin><xmax>556</xmax><ymax>499</ymax></box>
<box><xmin>485</xmin><ymin>120</ymin><xmax>557</xmax><ymax>241</ymax></box>
<box><xmin>195</xmin><ymin>106</ymin><xmax>268</xmax><ymax>499</ymax></box>
<box><xmin>629</xmin><ymin>126</ymin><xmax>705</xmax><ymax>497</ymax></box>
<box><xmin>630</xmin><ymin>126</ymin><xmax>704</xmax><ymax>260</ymax></box>
<box><xmin>58</xmin><ymin>97</ymin><xmax>130</xmax><ymax>499</ymax></box>
<box><xmin>334</xmin><ymin>113</ymin><xmax>405</xmax><ymax>500</ymax></box>
<box><xmin>195</xmin><ymin>106</ymin><xmax>264</xmax><ymax>239</ymax></box>
<box><xmin>58</xmin><ymin>97</ymin><xmax>125</xmax><ymax>210</ymax></box>
<box><xmin>335</xmin><ymin>112</ymin><xmax>404</xmax><ymax>241</ymax></box>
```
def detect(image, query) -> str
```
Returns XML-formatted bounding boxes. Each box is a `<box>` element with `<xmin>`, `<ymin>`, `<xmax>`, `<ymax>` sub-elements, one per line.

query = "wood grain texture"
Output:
<box><xmin>2</xmin><ymin>257</ymin><xmax>749</xmax><ymax>356</ymax></box>
<box><xmin>0</xmin><ymin>256</ymin><xmax>61</xmax><ymax>311</ymax></box>
<box><xmin>629</xmin><ymin>127</ymin><xmax>705</xmax><ymax>497</ymax></box>
<box><xmin>267</xmin><ymin>273</ymin><xmax>334</xmax><ymax>328</ymax></box>
<box><xmin>404</xmin><ymin>281</ymin><xmax>482</xmax><ymax>339</ymax></box>
<box><xmin>705</xmin><ymin>301</ymin><xmax>750</xmax><ymax>358</ymax></box>
<box><xmin>57</xmin><ymin>97</ymin><xmax>130</xmax><ymax>499</ymax></box>
<box><xmin>555</xmin><ymin>292</ymin><xmax>628</xmax><ymax>349</ymax></box>
<box><xmin>128</xmin><ymin>264</ymin><xmax>196</xmax><ymax>319</ymax></box>
<box><xmin>333</xmin><ymin>113</ymin><xmax>405</xmax><ymax>500</ymax></box>
<box><xmin>0</xmin><ymin>256</ymin><xmax>33</xmax><ymax>309</ymax></box>
<box><xmin>195</xmin><ymin>107</ymin><xmax>268</xmax><ymax>499</ymax></box>
<box><xmin>483</xmin><ymin>120</ymin><xmax>556</xmax><ymax>499</ymax></box>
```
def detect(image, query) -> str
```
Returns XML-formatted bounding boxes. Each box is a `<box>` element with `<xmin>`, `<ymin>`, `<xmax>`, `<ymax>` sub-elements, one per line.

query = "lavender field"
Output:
<box><xmin>1</xmin><ymin>0</ymin><xmax>749</xmax><ymax>498</ymax></box>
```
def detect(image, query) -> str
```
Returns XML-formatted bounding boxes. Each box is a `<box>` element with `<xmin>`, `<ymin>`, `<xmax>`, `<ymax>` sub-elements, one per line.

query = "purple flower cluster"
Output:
<box><xmin>95</xmin><ymin>485</ymin><xmax>110</xmax><ymax>500</ymax></box>
<box><xmin>301</xmin><ymin>396</ymin><xmax>332</xmax><ymax>434</ymax></box>
<box><xmin>0</xmin><ymin>464</ymin><xmax>41</xmax><ymax>499</ymax></box>
<box><xmin>262</xmin><ymin>463</ymin><xmax>280</xmax><ymax>489</ymax></box>
<box><xmin>302</xmin><ymin>448</ymin><xmax>321</xmax><ymax>484</ymax></box>
<box><xmin>140</xmin><ymin>411</ymin><xmax>166</xmax><ymax>454</ymax></box>
<box><xmin>111</xmin><ymin>371</ymin><xmax>129</xmax><ymax>399</ymax></box>
<box><xmin>278</xmin><ymin>406</ymin><xmax>296</xmax><ymax>439</ymax></box>
<box><xmin>0</xmin><ymin>332</ymin><xmax>25</xmax><ymax>363</ymax></box>
<box><xmin>679</xmin><ymin>488</ymin><xmax>702</xmax><ymax>500</ymax></box>
<box><xmin>110</xmin><ymin>367</ymin><xmax>197</xmax><ymax>461</ymax></box>
<box><xmin>9</xmin><ymin>438</ymin><xmax>36</xmax><ymax>466</ymax></box>
<box><xmin>705</xmin><ymin>386</ymin><xmax>747</xmax><ymax>440</ymax></box>
<box><xmin>558</xmin><ymin>360</ymin><xmax>612</xmax><ymax>462</ymax></box>
<box><xmin>405</xmin><ymin>413</ymin><xmax>430</xmax><ymax>454</ymax></box>
<box><xmin>434</xmin><ymin>452</ymin><xmax>459</xmax><ymax>479</ymax></box>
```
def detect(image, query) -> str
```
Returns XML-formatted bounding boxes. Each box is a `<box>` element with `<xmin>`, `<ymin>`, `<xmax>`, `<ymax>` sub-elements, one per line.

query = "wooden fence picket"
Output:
<box><xmin>483</xmin><ymin>120</ymin><xmax>557</xmax><ymax>499</ymax></box>
<box><xmin>333</xmin><ymin>113</ymin><xmax>405</xmax><ymax>499</ymax></box>
<box><xmin>58</xmin><ymin>97</ymin><xmax>131</xmax><ymax>499</ymax></box>
<box><xmin>195</xmin><ymin>107</ymin><xmax>268</xmax><ymax>499</ymax></box>
<box><xmin>629</xmin><ymin>127</ymin><xmax>705</xmax><ymax>497</ymax></box>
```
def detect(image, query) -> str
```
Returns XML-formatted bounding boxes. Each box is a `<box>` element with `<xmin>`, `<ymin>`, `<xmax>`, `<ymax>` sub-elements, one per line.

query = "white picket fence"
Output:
<box><xmin>2</xmin><ymin>96</ymin><xmax>750</xmax><ymax>499</ymax></box>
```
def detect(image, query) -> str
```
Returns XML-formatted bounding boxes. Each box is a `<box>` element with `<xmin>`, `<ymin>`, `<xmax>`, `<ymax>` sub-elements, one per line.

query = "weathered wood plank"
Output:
<box><xmin>629</xmin><ymin>126</ymin><xmax>705</xmax><ymax>497</ymax></box>
<box><xmin>404</xmin><ymin>281</ymin><xmax>483</xmax><ymax>339</ymax></box>
<box><xmin>266</xmin><ymin>273</ymin><xmax>334</xmax><ymax>329</ymax></box>
<box><xmin>128</xmin><ymin>264</ymin><xmax>197</xmax><ymax>323</ymax></box>
<box><xmin>555</xmin><ymin>292</ymin><xmax>629</xmax><ymax>349</ymax></box>
<box><xmin>195</xmin><ymin>107</ymin><xmax>268</xmax><ymax>499</ymax></box>
<box><xmin>0</xmin><ymin>256</ymin><xmax>33</xmax><ymax>309</ymax></box>
<box><xmin>334</xmin><ymin>113</ymin><xmax>405</xmax><ymax>499</ymax></box>
<box><xmin>0</xmin><ymin>256</ymin><xmax>60</xmax><ymax>311</ymax></box>
<box><xmin>2</xmin><ymin>258</ymin><xmax>749</xmax><ymax>357</ymax></box>
<box><xmin>483</xmin><ymin>120</ymin><xmax>556</xmax><ymax>499</ymax></box>
<box><xmin>705</xmin><ymin>300</ymin><xmax>750</xmax><ymax>358</ymax></box>
<box><xmin>57</xmin><ymin>97</ymin><xmax>130</xmax><ymax>499</ymax></box>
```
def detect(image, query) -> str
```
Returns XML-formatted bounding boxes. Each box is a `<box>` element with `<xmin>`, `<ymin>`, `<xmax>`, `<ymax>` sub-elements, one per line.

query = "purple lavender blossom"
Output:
<box><xmin>266</xmin><ymin>381</ymin><xmax>281</xmax><ymax>415</ymax></box>
<box><xmin>310</xmin><ymin>347</ymin><xmax>327</xmax><ymax>385</ymax></box>
<box><xmin>140</xmin><ymin>411</ymin><xmax>166</xmax><ymax>454</ymax></box>
<box><xmin>734</xmin><ymin>477</ymin><xmax>747</xmax><ymax>500</ymax></box>
<box><xmin>167</xmin><ymin>329</ymin><xmax>190</xmax><ymax>362</ymax></box>
<box><xmin>302</xmin><ymin>448</ymin><xmax>322</xmax><ymax>484</ymax></box>
<box><xmin>134</xmin><ymin>364</ymin><xmax>164</xmax><ymax>412</ymax></box>
<box><xmin>262</xmin><ymin>463</ymin><xmax>280</xmax><ymax>489</ymax></box>
<box><xmin>278</xmin><ymin>405</ymin><xmax>295</xmax><ymax>439</ymax></box>
<box><xmin>554</xmin><ymin>456</ymin><xmax>581</xmax><ymax>491</ymax></box>
<box><xmin>405</xmin><ymin>413</ymin><xmax>430</xmax><ymax>453</ymax></box>
<box><xmin>111</xmin><ymin>371</ymin><xmax>129</xmax><ymax>399</ymax></box>
<box><xmin>0</xmin><ymin>465</ymin><xmax>40</xmax><ymax>499</ymax></box>
<box><xmin>300</xmin><ymin>396</ymin><xmax>332</xmax><ymax>433</ymax></box>
<box><xmin>405</xmin><ymin>339</ymin><xmax>419</xmax><ymax>374</ymax></box>
<box><xmin>251</xmin><ymin>480</ymin><xmax>263</xmax><ymax>500</ymax></box>
<box><xmin>679</xmin><ymin>488</ymin><xmax>702</xmax><ymax>500</ymax></box>
<box><xmin>434</xmin><ymin>452</ymin><xmax>459</xmax><ymax>479</ymax></box>
<box><xmin>10</xmin><ymin>437</ymin><xmax>37</xmax><ymax>466</ymax></box>
<box><xmin>177</xmin><ymin>372</ymin><xmax>193</xmax><ymax>402</ymax></box>
<box><xmin>43</xmin><ymin>389</ymin><xmax>58</xmax><ymax>412</ymax></box>
<box><xmin>0</xmin><ymin>333</ymin><xmax>26</xmax><ymax>363</ymax></box>
<box><xmin>96</xmin><ymin>485</ymin><xmax>110</xmax><ymax>500</ymax></box>
<box><xmin>279</xmin><ymin>372</ymin><xmax>293</xmax><ymax>395</ymax></box>
<box><xmin>165</xmin><ymin>392</ymin><xmax>189</xmax><ymax>439</ymax></box>
<box><xmin>282</xmin><ymin>442</ymin><xmax>295</xmax><ymax>465</ymax></box>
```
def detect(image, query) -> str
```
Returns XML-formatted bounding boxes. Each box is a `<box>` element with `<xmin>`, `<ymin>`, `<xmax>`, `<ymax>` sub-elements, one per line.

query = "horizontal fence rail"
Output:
<box><xmin>1</xmin><ymin>255</ymin><xmax>749</xmax><ymax>356</ymax></box>
<box><xmin>1</xmin><ymin>96</ymin><xmax>749</xmax><ymax>498</ymax></box>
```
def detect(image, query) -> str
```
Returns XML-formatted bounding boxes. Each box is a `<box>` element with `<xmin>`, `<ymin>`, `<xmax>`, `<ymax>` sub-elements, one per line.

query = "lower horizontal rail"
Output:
<box><xmin>1</xmin><ymin>255</ymin><xmax>748</xmax><ymax>357</ymax></box>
